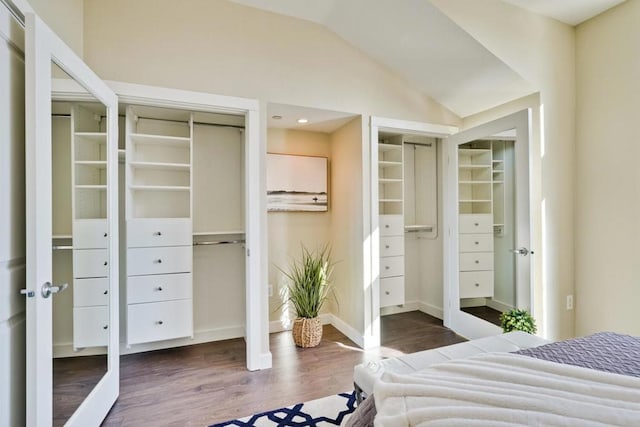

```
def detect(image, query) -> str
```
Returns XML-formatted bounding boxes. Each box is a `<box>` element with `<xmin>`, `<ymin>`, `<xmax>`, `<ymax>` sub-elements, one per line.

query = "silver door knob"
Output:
<box><xmin>512</xmin><ymin>247</ymin><xmax>530</xmax><ymax>256</ymax></box>
<box><xmin>41</xmin><ymin>282</ymin><xmax>68</xmax><ymax>298</ymax></box>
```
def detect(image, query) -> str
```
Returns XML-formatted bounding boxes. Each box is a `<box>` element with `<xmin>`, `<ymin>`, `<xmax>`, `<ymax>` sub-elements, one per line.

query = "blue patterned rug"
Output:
<box><xmin>210</xmin><ymin>391</ymin><xmax>356</xmax><ymax>426</ymax></box>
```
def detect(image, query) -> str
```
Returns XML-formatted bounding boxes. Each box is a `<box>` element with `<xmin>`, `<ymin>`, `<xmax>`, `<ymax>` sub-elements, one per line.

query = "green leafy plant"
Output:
<box><xmin>499</xmin><ymin>309</ymin><xmax>537</xmax><ymax>334</ymax></box>
<box><xmin>279</xmin><ymin>245</ymin><xmax>336</xmax><ymax>319</ymax></box>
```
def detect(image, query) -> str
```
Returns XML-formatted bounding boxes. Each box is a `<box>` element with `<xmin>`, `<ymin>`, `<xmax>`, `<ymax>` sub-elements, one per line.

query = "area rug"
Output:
<box><xmin>210</xmin><ymin>391</ymin><xmax>356</xmax><ymax>426</ymax></box>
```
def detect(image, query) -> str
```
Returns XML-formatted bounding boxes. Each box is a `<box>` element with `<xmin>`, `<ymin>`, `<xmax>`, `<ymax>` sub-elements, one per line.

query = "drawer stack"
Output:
<box><xmin>379</xmin><ymin>215</ymin><xmax>405</xmax><ymax>307</ymax></box>
<box><xmin>126</xmin><ymin>218</ymin><xmax>193</xmax><ymax>345</ymax></box>
<box><xmin>72</xmin><ymin>219</ymin><xmax>110</xmax><ymax>349</ymax></box>
<box><xmin>458</xmin><ymin>214</ymin><xmax>494</xmax><ymax>298</ymax></box>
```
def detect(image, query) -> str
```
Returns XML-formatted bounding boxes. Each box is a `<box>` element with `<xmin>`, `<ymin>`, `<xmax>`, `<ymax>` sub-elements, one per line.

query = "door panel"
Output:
<box><xmin>444</xmin><ymin>109</ymin><xmax>532</xmax><ymax>340</ymax></box>
<box><xmin>25</xmin><ymin>12</ymin><xmax>119</xmax><ymax>426</ymax></box>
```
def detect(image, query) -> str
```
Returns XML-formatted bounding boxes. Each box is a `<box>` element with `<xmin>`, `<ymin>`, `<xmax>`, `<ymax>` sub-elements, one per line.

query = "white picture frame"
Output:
<box><xmin>267</xmin><ymin>153</ymin><xmax>328</xmax><ymax>212</ymax></box>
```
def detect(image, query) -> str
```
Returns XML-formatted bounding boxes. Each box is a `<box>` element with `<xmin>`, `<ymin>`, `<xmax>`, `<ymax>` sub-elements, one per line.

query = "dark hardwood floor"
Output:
<box><xmin>82</xmin><ymin>311</ymin><xmax>464</xmax><ymax>426</ymax></box>
<box><xmin>461</xmin><ymin>305</ymin><xmax>502</xmax><ymax>326</ymax></box>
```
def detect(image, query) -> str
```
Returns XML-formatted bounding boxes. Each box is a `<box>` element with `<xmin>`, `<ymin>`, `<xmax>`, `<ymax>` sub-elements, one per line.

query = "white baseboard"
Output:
<box><xmin>269</xmin><ymin>314</ymin><xmax>365</xmax><ymax>348</ymax></box>
<box><xmin>53</xmin><ymin>325</ymin><xmax>246</xmax><ymax>358</ymax></box>
<box><xmin>416</xmin><ymin>301</ymin><xmax>443</xmax><ymax>320</ymax></box>
<box><xmin>486</xmin><ymin>299</ymin><xmax>513</xmax><ymax>314</ymax></box>
<box><xmin>380</xmin><ymin>300</ymin><xmax>443</xmax><ymax>320</ymax></box>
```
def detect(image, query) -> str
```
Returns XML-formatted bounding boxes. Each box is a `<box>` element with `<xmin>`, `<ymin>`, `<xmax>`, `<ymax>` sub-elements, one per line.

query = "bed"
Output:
<box><xmin>346</xmin><ymin>332</ymin><xmax>640</xmax><ymax>426</ymax></box>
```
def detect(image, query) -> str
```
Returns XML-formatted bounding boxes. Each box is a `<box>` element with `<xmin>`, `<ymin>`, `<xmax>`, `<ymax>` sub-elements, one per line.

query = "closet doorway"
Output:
<box><xmin>368</xmin><ymin>117</ymin><xmax>456</xmax><ymax>348</ymax></box>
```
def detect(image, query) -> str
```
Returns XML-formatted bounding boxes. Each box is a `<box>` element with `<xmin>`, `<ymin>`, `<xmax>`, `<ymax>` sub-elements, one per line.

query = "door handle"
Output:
<box><xmin>41</xmin><ymin>282</ymin><xmax>69</xmax><ymax>298</ymax></box>
<box><xmin>512</xmin><ymin>247</ymin><xmax>531</xmax><ymax>256</ymax></box>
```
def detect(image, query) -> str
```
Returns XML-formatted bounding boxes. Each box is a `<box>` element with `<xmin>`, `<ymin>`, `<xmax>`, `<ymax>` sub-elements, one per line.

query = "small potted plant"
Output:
<box><xmin>499</xmin><ymin>309</ymin><xmax>537</xmax><ymax>334</ymax></box>
<box><xmin>279</xmin><ymin>244</ymin><xmax>335</xmax><ymax>348</ymax></box>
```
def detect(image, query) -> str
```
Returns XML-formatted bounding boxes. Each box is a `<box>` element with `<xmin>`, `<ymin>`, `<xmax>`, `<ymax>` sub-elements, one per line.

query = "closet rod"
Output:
<box><xmin>52</xmin><ymin>245</ymin><xmax>73</xmax><ymax>250</ymax></box>
<box><xmin>403</xmin><ymin>141</ymin><xmax>433</xmax><ymax>147</ymax></box>
<box><xmin>52</xmin><ymin>114</ymin><xmax>71</xmax><ymax>118</ymax></box>
<box><xmin>193</xmin><ymin>239</ymin><xmax>245</xmax><ymax>246</ymax></box>
<box><xmin>125</xmin><ymin>115</ymin><xmax>245</xmax><ymax>130</ymax></box>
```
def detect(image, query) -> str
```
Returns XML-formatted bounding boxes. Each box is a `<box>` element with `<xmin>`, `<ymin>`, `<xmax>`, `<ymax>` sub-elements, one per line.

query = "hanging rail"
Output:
<box><xmin>193</xmin><ymin>239</ymin><xmax>245</xmax><ymax>246</ymax></box>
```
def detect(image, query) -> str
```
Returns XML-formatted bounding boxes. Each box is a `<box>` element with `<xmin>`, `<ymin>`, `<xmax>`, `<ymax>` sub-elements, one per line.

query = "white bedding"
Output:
<box><xmin>373</xmin><ymin>352</ymin><xmax>640</xmax><ymax>426</ymax></box>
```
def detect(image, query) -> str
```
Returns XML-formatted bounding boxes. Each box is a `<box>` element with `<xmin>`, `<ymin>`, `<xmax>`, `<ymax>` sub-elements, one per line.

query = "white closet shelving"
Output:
<box><xmin>378</xmin><ymin>136</ymin><xmax>405</xmax><ymax>307</ymax></box>
<box><xmin>125</xmin><ymin>105</ymin><xmax>194</xmax><ymax>346</ymax></box>
<box><xmin>71</xmin><ymin>104</ymin><xmax>110</xmax><ymax>349</ymax></box>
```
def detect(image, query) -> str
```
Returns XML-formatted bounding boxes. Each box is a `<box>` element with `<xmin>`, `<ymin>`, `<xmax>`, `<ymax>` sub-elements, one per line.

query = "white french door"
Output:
<box><xmin>443</xmin><ymin>109</ymin><xmax>532</xmax><ymax>339</ymax></box>
<box><xmin>25</xmin><ymin>12</ymin><xmax>119</xmax><ymax>426</ymax></box>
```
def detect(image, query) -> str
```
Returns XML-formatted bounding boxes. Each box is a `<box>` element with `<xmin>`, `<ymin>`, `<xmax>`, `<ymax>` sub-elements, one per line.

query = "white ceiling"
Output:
<box><xmin>501</xmin><ymin>0</ymin><xmax>626</xmax><ymax>25</ymax></box>
<box><xmin>267</xmin><ymin>103</ymin><xmax>358</xmax><ymax>133</ymax></box>
<box><xmin>229</xmin><ymin>0</ymin><xmax>623</xmax><ymax>121</ymax></box>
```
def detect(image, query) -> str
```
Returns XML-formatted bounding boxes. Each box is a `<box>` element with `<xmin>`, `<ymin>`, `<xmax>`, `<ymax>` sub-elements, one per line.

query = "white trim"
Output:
<box><xmin>486</xmin><ymin>298</ymin><xmax>513</xmax><ymax>314</ymax></box>
<box><xmin>380</xmin><ymin>301</ymin><xmax>444</xmax><ymax>320</ymax></box>
<box><xmin>269</xmin><ymin>314</ymin><xmax>365</xmax><ymax>349</ymax></box>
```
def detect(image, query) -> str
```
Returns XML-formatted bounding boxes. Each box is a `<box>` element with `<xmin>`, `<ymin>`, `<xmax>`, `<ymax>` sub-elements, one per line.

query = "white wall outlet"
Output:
<box><xmin>268</xmin><ymin>284</ymin><xmax>273</xmax><ymax>298</ymax></box>
<box><xmin>566</xmin><ymin>294</ymin><xmax>574</xmax><ymax>310</ymax></box>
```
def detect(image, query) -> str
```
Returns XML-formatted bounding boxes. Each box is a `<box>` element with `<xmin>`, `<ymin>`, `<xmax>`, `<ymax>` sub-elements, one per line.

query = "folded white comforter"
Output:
<box><xmin>373</xmin><ymin>352</ymin><xmax>640</xmax><ymax>426</ymax></box>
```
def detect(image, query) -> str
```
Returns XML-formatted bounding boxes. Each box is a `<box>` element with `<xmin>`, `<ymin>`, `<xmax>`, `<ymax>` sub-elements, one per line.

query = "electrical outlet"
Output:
<box><xmin>268</xmin><ymin>284</ymin><xmax>273</xmax><ymax>298</ymax></box>
<box><xmin>566</xmin><ymin>294</ymin><xmax>574</xmax><ymax>310</ymax></box>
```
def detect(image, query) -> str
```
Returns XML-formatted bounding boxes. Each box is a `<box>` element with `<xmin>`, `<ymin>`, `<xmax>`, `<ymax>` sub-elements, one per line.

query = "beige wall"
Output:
<box><xmin>82</xmin><ymin>0</ymin><xmax>458</xmax><ymax>126</ymax></box>
<box><xmin>266</xmin><ymin>129</ymin><xmax>332</xmax><ymax>324</ymax></box>
<box><xmin>432</xmin><ymin>0</ymin><xmax>576</xmax><ymax>340</ymax></box>
<box><xmin>29</xmin><ymin>0</ymin><xmax>83</xmax><ymax>55</ymax></box>
<box><xmin>575</xmin><ymin>0</ymin><xmax>640</xmax><ymax>336</ymax></box>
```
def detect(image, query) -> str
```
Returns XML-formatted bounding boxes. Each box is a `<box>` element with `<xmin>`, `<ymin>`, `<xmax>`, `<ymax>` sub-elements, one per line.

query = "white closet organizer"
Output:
<box><xmin>71</xmin><ymin>104</ymin><xmax>110</xmax><ymax>349</ymax></box>
<box><xmin>378</xmin><ymin>136</ymin><xmax>405</xmax><ymax>307</ymax></box>
<box><xmin>125</xmin><ymin>105</ymin><xmax>194</xmax><ymax>346</ymax></box>
<box><xmin>458</xmin><ymin>141</ymin><xmax>495</xmax><ymax>300</ymax></box>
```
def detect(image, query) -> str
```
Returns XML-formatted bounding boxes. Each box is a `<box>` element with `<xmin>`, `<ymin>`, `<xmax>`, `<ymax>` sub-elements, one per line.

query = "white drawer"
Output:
<box><xmin>127</xmin><ymin>218</ymin><xmax>192</xmax><ymax>248</ymax></box>
<box><xmin>460</xmin><ymin>271</ymin><xmax>494</xmax><ymax>298</ymax></box>
<box><xmin>379</xmin><ymin>215</ymin><xmax>404</xmax><ymax>236</ymax></box>
<box><xmin>459</xmin><ymin>214</ymin><xmax>492</xmax><ymax>234</ymax></box>
<box><xmin>380</xmin><ymin>256</ymin><xmax>404</xmax><ymax>279</ymax></box>
<box><xmin>459</xmin><ymin>234</ymin><xmax>494</xmax><ymax>253</ymax></box>
<box><xmin>380</xmin><ymin>276</ymin><xmax>404</xmax><ymax>307</ymax></box>
<box><xmin>73</xmin><ymin>278</ymin><xmax>109</xmax><ymax>307</ymax></box>
<box><xmin>73</xmin><ymin>306</ymin><xmax>109</xmax><ymax>348</ymax></box>
<box><xmin>73</xmin><ymin>249</ymin><xmax>109</xmax><ymax>278</ymax></box>
<box><xmin>459</xmin><ymin>252</ymin><xmax>494</xmax><ymax>271</ymax></box>
<box><xmin>380</xmin><ymin>236</ymin><xmax>404</xmax><ymax>257</ymax></box>
<box><xmin>127</xmin><ymin>273</ymin><xmax>192</xmax><ymax>304</ymax></box>
<box><xmin>73</xmin><ymin>220</ymin><xmax>109</xmax><ymax>249</ymax></box>
<box><xmin>127</xmin><ymin>299</ymin><xmax>193</xmax><ymax>345</ymax></box>
<box><xmin>127</xmin><ymin>246</ymin><xmax>192</xmax><ymax>276</ymax></box>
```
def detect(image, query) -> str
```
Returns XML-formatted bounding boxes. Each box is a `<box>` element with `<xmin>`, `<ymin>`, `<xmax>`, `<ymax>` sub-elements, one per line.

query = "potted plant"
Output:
<box><xmin>499</xmin><ymin>309</ymin><xmax>537</xmax><ymax>334</ymax></box>
<box><xmin>279</xmin><ymin>245</ymin><xmax>335</xmax><ymax>348</ymax></box>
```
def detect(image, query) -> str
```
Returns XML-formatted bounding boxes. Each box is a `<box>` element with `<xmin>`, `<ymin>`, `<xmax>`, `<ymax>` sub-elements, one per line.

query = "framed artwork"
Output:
<box><xmin>267</xmin><ymin>153</ymin><xmax>328</xmax><ymax>212</ymax></box>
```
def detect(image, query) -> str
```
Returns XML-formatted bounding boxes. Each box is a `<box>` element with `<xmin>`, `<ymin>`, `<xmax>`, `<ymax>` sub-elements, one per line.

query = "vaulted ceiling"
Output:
<box><xmin>228</xmin><ymin>0</ymin><xmax>623</xmax><ymax>118</ymax></box>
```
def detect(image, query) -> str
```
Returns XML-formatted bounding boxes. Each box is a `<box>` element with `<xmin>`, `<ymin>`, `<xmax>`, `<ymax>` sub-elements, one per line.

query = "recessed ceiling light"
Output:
<box><xmin>297</xmin><ymin>118</ymin><xmax>308</xmax><ymax>124</ymax></box>
<box><xmin>272</xmin><ymin>115</ymin><xmax>282</xmax><ymax>120</ymax></box>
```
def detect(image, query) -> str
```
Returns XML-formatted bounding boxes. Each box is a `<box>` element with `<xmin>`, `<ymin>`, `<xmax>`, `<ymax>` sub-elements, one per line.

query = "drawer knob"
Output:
<box><xmin>385</xmin><ymin>266</ymin><xmax>390</xmax><ymax>270</ymax></box>
<box><xmin>103</xmin><ymin>232</ymin><xmax>108</xmax><ymax>237</ymax></box>
<box><xmin>475</xmin><ymin>241</ymin><xmax>479</xmax><ymax>245</ymax></box>
<box><xmin>103</xmin><ymin>325</ymin><xmax>108</xmax><ymax>330</ymax></box>
<box><xmin>475</xmin><ymin>260</ymin><xmax>479</xmax><ymax>264</ymax></box>
<box><xmin>156</xmin><ymin>259</ymin><xmax>163</xmax><ymax>264</ymax></box>
<box><xmin>385</xmin><ymin>245</ymin><xmax>390</xmax><ymax>249</ymax></box>
<box><xmin>103</xmin><ymin>261</ymin><xmax>108</xmax><ymax>266</ymax></box>
<box><xmin>385</xmin><ymin>224</ymin><xmax>389</xmax><ymax>228</ymax></box>
<box><xmin>475</xmin><ymin>283</ymin><xmax>480</xmax><ymax>287</ymax></box>
<box><xmin>385</xmin><ymin>291</ymin><xmax>390</xmax><ymax>295</ymax></box>
<box><xmin>156</xmin><ymin>286</ymin><xmax>163</xmax><ymax>291</ymax></box>
<box><xmin>154</xmin><ymin>231</ymin><xmax>162</xmax><ymax>236</ymax></box>
<box><xmin>474</xmin><ymin>222</ymin><xmax>479</xmax><ymax>226</ymax></box>
<box><xmin>157</xmin><ymin>320</ymin><xmax>164</xmax><ymax>325</ymax></box>
<box><xmin>103</xmin><ymin>290</ymin><xmax>108</xmax><ymax>295</ymax></box>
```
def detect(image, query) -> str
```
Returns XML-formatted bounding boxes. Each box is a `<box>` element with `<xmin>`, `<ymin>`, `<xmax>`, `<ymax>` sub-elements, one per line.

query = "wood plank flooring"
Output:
<box><xmin>461</xmin><ymin>305</ymin><xmax>502</xmax><ymax>326</ymax></box>
<box><xmin>87</xmin><ymin>311</ymin><xmax>464</xmax><ymax>426</ymax></box>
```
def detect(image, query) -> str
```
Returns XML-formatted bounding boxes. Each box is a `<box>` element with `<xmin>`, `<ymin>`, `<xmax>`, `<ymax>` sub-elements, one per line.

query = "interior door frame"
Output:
<box><xmin>443</xmin><ymin>109</ymin><xmax>533</xmax><ymax>339</ymax></box>
<box><xmin>366</xmin><ymin>116</ymin><xmax>457</xmax><ymax>349</ymax></box>
<box><xmin>25</xmin><ymin>12</ymin><xmax>119</xmax><ymax>426</ymax></box>
<box><xmin>107</xmin><ymin>80</ymin><xmax>272</xmax><ymax>371</ymax></box>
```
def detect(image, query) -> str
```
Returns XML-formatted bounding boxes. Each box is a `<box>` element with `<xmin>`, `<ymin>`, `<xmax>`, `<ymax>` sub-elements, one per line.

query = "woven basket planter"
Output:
<box><xmin>292</xmin><ymin>317</ymin><xmax>322</xmax><ymax>348</ymax></box>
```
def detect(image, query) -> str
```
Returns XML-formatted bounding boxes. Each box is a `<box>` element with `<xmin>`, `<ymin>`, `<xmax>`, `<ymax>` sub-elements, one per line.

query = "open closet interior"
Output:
<box><xmin>377</xmin><ymin>132</ymin><xmax>441</xmax><ymax>317</ymax></box>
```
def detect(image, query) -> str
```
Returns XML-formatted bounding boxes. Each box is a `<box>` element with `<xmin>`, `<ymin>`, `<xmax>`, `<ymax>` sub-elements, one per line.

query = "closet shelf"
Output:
<box><xmin>52</xmin><ymin>234</ymin><xmax>72</xmax><ymax>240</ymax></box>
<box><xmin>459</xmin><ymin>180</ymin><xmax>492</xmax><ymax>184</ymax></box>
<box><xmin>378</xmin><ymin>143</ymin><xmax>403</xmax><ymax>152</ymax></box>
<box><xmin>75</xmin><ymin>185</ymin><xmax>107</xmax><ymax>190</ymax></box>
<box><xmin>492</xmin><ymin>159</ymin><xmax>504</xmax><ymax>164</ymax></box>
<box><xmin>379</xmin><ymin>178</ymin><xmax>403</xmax><ymax>183</ymax></box>
<box><xmin>493</xmin><ymin>180</ymin><xmax>504</xmax><ymax>184</ymax></box>
<box><xmin>378</xmin><ymin>160</ymin><xmax>403</xmax><ymax>168</ymax></box>
<box><xmin>458</xmin><ymin>164</ymin><xmax>491</xmax><ymax>170</ymax></box>
<box><xmin>459</xmin><ymin>199</ymin><xmax>492</xmax><ymax>203</ymax></box>
<box><xmin>129</xmin><ymin>133</ymin><xmax>190</xmax><ymax>147</ymax></box>
<box><xmin>75</xmin><ymin>132</ymin><xmax>107</xmax><ymax>142</ymax></box>
<box><xmin>193</xmin><ymin>230</ymin><xmax>244</xmax><ymax>236</ymax></box>
<box><xmin>459</xmin><ymin>148</ymin><xmax>491</xmax><ymax>155</ymax></box>
<box><xmin>129</xmin><ymin>161</ymin><xmax>191</xmax><ymax>171</ymax></box>
<box><xmin>75</xmin><ymin>160</ymin><xmax>107</xmax><ymax>168</ymax></box>
<box><xmin>129</xmin><ymin>185</ymin><xmax>190</xmax><ymax>192</ymax></box>
<box><xmin>379</xmin><ymin>198</ymin><xmax>403</xmax><ymax>203</ymax></box>
<box><xmin>405</xmin><ymin>224</ymin><xmax>434</xmax><ymax>232</ymax></box>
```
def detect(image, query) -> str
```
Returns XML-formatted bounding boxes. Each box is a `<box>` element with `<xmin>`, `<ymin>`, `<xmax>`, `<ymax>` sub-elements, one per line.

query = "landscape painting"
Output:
<box><xmin>267</xmin><ymin>153</ymin><xmax>328</xmax><ymax>212</ymax></box>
